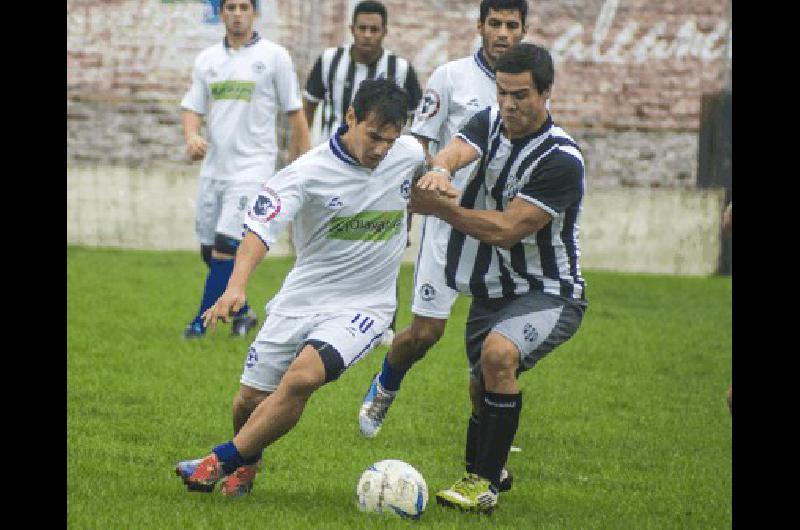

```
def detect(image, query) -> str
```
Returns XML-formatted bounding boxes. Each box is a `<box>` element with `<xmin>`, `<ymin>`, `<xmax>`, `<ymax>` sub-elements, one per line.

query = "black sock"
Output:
<box><xmin>475</xmin><ymin>391</ymin><xmax>522</xmax><ymax>489</ymax></box>
<box><xmin>465</xmin><ymin>413</ymin><xmax>480</xmax><ymax>473</ymax></box>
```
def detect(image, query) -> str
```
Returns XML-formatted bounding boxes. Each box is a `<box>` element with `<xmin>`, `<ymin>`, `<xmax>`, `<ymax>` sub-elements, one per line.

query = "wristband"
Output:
<box><xmin>430</xmin><ymin>166</ymin><xmax>452</xmax><ymax>179</ymax></box>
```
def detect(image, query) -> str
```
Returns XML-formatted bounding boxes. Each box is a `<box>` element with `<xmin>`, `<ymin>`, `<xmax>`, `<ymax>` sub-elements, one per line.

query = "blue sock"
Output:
<box><xmin>212</xmin><ymin>441</ymin><xmax>245</xmax><ymax>475</ymax></box>
<box><xmin>378</xmin><ymin>354</ymin><xmax>407</xmax><ymax>392</ymax></box>
<box><xmin>191</xmin><ymin>257</ymin><xmax>235</xmax><ymax>325</ymax></box>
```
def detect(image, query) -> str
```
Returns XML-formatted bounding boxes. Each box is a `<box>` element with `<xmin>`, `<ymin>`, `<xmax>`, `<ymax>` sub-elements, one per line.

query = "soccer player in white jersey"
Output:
<box><xmin>359</xmin><ymin>0</ymin><xmax>528</xmax><ymax>454</ymax></box>
<box><xmin>174</xmin><ymin>79</ymin><xmax>457</xmax><ymax>497</ymax></box>
<box><xmin>180</xmin><ymin>0</ymin><xmax>311</xmax><ymax>339</ymax></box>
<box><xmin>411</xmin><ymin>43</ymin><xmax>588</xmax><ymax>514</ymax></box>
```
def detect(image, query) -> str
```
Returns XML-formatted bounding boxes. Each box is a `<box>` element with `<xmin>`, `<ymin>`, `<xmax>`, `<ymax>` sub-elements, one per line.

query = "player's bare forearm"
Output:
<box><xmin>227</xmin><ymin>230</ymin><xmax>269</xmax><ymax>291</ymax></box>
<box><xmin>416</xmin><ymin>195</ymin><xmax>550</xmax><ymax>250</ymax></box>
<box><xmin>286</xmin><ymin>109</ymin><xmax>311</xmax><ymax>163</ymax></box>
<box><xmin>428</xmin><ymin>136</ymin><xmax>479</xmax><ymax>175</ymax></box>
<box><xmin>302</xmin><ymin>99</ymin><xmax>318</xmax><ymax>134</ymax></box>
<box><xmin>182</xmin><ymin>110</ymin><xmax>203</xmax><ymax>141</ymax></box>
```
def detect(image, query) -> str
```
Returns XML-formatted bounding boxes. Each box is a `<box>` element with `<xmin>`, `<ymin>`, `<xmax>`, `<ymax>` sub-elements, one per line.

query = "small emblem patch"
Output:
<box><xmin>419</xmin><ymin>283</ymin><xmax>436</xmax><ymax>301</ymax></box>
<box><xmin>523</xmin><ymin>323</ymin><xmax>538</xmax><ymax>343</ymax></box>
<box><xmin>248</xmin><ymin>186</ymin><xmax>281</xmax><ymax>223</ymax></box>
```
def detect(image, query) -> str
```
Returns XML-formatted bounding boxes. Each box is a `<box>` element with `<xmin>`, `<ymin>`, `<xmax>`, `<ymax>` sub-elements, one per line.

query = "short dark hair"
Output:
<box><xmin>479</xmin><ymin>0</ymin><xmax>528</xmax><ymax>26</ymax></box>
<box><xmin>220</xmin><ymin>0</ymin><xmax>258</xmax><ymax>9</ymax></box>
<box><xmin>495</xmin><ymin>43</ymin><xmax>554</xmax><ymax>94</ymax></box>
<box><xmin>351</xmin><ymin>78</ymin><xmax>409</xmax><ymax>127</ymax></box>
<box><xmin>353</xmin><ymin>1</ymin><xmax>387</xmax><ymax>27</ymax></box>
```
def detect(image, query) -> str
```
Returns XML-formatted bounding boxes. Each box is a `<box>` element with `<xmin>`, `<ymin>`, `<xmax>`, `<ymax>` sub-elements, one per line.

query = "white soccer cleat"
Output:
<box><xmin>359</xmin><ymin>373</ymin><xmax>397</xmax><ymax>438</ymax></box>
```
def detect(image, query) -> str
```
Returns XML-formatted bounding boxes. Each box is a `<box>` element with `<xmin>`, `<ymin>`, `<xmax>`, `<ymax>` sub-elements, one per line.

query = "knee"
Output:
<box><xmin>213</xmin><ymin>233</ymin><xmax>240</xmax><ymax>258</ymax></box>
<box><xmin>408</xmin><ymin>318</ymin><xmax>446</xmax><ymax>353</ymax></box>
<box><xmin>480</xmin><ymin>338</ymin><xmax>519</xmax><ymax>377</ymax></box>
<box><xmin>281</xmin><ymin>364</ymin><xmax>325</xmax><ymax>399</ymax></box>
<box><xmin>234</xmin><ymin>387</ymin><xmax>269</xmax><ymax>415</ymax></box>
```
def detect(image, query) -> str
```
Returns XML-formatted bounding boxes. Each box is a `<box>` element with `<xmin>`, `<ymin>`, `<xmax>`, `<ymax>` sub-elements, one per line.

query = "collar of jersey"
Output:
<box><xmin>330</xmin><ymin>125</ymin><xmax>361</xmax><ymax>167</ymax></box>
<box><xmin>474</xmin><ymin>48</ymin><xmax>495</xmax><ymax>80</ymax></box>
<box><xmin>504</xmin><ymin>113</ymin><xmax>554</xmax><ymax>145</ymax></box>
<box><xmin>346</xmin><ymin>43</ymin><xmax>387</xmax><ymax>67</ymax></box>
<box><xmin>224</xmin><ymin>31</ymin><xmax>261</xmax><ymax>50</ymax></box>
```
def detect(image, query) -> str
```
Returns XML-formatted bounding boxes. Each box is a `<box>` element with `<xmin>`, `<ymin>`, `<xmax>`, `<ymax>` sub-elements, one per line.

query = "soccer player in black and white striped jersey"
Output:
<box><xmin>410</xmin><ymin>43</ymin><xmax>588</xmax><ymax>514</ymax></box>
<box><xmin>302</xmin><ymin>1</ymin><xmax>422</xmax><ymax>143</ymax></box>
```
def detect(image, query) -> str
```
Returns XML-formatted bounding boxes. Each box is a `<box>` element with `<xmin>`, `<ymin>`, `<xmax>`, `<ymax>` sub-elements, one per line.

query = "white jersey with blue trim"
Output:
<box><xmin>181</xmin><ymin>33</ymin><xmax>303</xmax><ymax>182</ymax></box>
<box><xmin>244</xmin><ymin>127</ymin><xmax>425</xmax><ymax>320</ymax></box>
<box><xmin>410</xmin><ymin>49</ymin><xmax>498</xmax><ymax>189</ymax></box>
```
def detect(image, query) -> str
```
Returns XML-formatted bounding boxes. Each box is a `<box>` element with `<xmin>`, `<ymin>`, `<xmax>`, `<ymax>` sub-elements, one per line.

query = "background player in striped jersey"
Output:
<box><xmin>174</xmin><ymin>79</ymin><xmax>457</xmax><ymax>497</ymax></box>
<box><xmin>409</xmin><ymin>42</ymin><xmax>588</xmax><ymax>513</ymax></box>
<box><xmin>181</xmin><ymin>0</ymin><xmax>311</xmax><ymax>339</ymax></box>
<box><xmin>302</xmin><ymin>0</ymin><xmax>422</xmax><ymax>142</ymax></box>
<box><xmin>303</xmin><ymin>0</ymin><xmax>423</xmax><ymax>345</ymax></box>
<box><xmin>359</xmin><ymin>1</ymin><xmax>529</xmax><ymax>464</ymax></box>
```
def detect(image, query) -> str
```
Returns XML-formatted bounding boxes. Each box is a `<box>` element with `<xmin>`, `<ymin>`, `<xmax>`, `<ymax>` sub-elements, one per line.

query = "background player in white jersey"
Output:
<box><xmin>359</xmin><ymin>0</ymin><xmax>528</xmax><ymax>441</ymax></box>
<box><xmin>411</xmin><ymin>43</ymin><xmax>587</xmax><ymax>514</ymax></box>
<box><xmin>174</xmin><ymin>79</ymin><xmax>457</xmax><ymax>497</ymax></box>
<box><xmin>181</xmin><ymin>0</ymin><xmax>311</xmax><ymax>339</ymax></box>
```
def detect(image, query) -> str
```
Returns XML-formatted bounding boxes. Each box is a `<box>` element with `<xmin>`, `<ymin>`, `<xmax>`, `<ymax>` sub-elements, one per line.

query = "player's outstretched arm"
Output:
<box><xmin>202</xmin><ymin>230</ymin><xmax>268</xmax><ymax>331</ymax></box>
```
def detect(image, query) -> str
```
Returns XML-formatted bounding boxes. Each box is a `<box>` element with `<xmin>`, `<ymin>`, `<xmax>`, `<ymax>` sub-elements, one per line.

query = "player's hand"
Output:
<box><xmin>201</xmin><ymin>286</ymin><xmax>246</xmax><ymax>332</ymax></box>
<box><xmin>186</xmin><ymin>133</ymin><xmax>208</xmax><ymax>161</ymax></box>
<box><xmin>409</xmin><ymin>185</ymin><xmax>459</xmax><ymax>215</ymax></box>
<box><xmin>416</xmin><ymin>170</ymin><xmax>459</xmax><ymax>198</ymax></box>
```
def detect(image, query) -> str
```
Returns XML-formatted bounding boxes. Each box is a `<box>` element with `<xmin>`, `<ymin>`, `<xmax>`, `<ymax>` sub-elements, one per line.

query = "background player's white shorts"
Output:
<box><xmin>240</xmin><ymin>310</ymin><xmax>390</xmax><ymax>392</ymax></box>
<box><xmin>411</xmin><ymin>215</ymin><xmax>460</xmax><ymax>319</ymax></box>
<box><xmin>195</xmin><ymin>178</ymin><xmax>264</xmax><ymax>246</ymax></box>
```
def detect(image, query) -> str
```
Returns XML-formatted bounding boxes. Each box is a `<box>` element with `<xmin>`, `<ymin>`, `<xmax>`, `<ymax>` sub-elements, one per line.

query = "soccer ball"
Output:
<box><xmin>355</xmin><ymin>459</ymin><xmax>428</xmax><ymax>519</ymax></box>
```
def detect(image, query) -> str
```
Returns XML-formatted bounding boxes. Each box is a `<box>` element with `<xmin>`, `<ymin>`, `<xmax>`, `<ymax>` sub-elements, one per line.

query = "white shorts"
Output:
<box><xmin>240</xmin><ymin>311</ymin><xmax>389</xmax><ymax>392</ymax></box>
<box><xmin>411</xmin><ymin>215</ymin><xmax>460</xmax><ymax>319</ymax></box>
<box><xmin>195</xmin><ymin>178</ymin><xmax>264</xmax><ymax>246</ymax></box>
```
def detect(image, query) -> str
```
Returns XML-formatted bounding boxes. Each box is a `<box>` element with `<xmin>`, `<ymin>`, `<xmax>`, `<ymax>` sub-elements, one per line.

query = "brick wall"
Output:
<box><xmin>67</xmin><ymin>0</ymin><xmax>731</xmax><ymax>187</ymax></box>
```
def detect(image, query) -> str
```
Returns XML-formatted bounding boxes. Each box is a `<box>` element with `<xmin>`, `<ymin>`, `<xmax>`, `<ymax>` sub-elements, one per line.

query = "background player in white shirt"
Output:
<box><xmin>174</xmin><ymin>78</ymin><xmax>457</xmax><ymax>498</ymax></box>
<box><xmin>359</xmin><ymin>0</ymin><xmax>529</xmax><ymax>442</ymax></box>
<box><xmin>181</xmin><ymin>0</ymin><xmax>311</xmax><ymax>339</ymax></box>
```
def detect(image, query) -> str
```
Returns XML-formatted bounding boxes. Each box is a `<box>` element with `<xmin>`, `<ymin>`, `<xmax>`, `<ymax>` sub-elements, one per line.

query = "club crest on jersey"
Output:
<box><xmin>326</xmin><ymin>197</ymin><xmax>344</xmax><ymax>210</ymax></box>
<box><xmin>466</xmin><ymin>97</ymin><xmax>481</xmax><ymax>108</ymax></box>
<box><xmin>523</xmin><ymin>323</ymin><xmax>538</xmax><ymax>343</ymax></box>
<box><xmin>400</xmin><ymin>179</ymin><xmax>411</xmax><ymax>199</ymax></box>
<box><xmin>417</xmin><ymin>89</ymin><xmax>440</xmax><ymax>118</ymax></box>
<box><xmin>252</xmin><ymin>61</ymin><xmax>265</xmax><ymax>74</ymax></box>
<box><xmin>419</xmin><ymin>283</ymin><xmax>436</xmax><ymax>301</ymax></box>
<box><xmin>248</xmin><ymin>186</ymin><xmax>281</xmax><ymax>223</ymax></box>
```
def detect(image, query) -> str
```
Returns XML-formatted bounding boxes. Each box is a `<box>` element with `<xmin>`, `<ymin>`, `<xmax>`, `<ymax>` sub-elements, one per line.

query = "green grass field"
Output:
<box><xmin>67</xmin><ymin>246</ymin><xmax>731</xmax><ymax>529</ymax></box>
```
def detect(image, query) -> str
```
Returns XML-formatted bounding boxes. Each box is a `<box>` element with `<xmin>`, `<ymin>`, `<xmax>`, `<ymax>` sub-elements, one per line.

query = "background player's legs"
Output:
<box><xmin>359</xmin><ymin>314</ymin><xmax>447</xmax><ymax>437</ymax></box>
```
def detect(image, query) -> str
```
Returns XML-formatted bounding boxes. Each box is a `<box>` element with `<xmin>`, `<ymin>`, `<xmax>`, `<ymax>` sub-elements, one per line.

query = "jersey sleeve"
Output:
<box><xmin>273</xmin><ymin>46</ymin><xmax>303</xmax><ymax>113</ymax></box>
<box><xmin>409</xmin><ymin>64</ymin><xmax>450</xmax><ymax>143</ymax></box>
<box><xmin>403</xmin><ymin>64</ymin><xmax>423</xmax><ymax>116</ymax></box>
<box><xmin>180</xmin><ymin>55</ymin><xmax>208</xmax><ymax>114</ymax></box>
<box><xmin>244</xmin><ymin>167</ymin><xmax>304</xmax><ymax>248</ymax></box>
<box><xmin>453</xmin><ymin>106</ymin><xmax>492</xmax><ymax>157</ymax></box>
<box><xmin>303</xmin><ymin>55</ymin><xmax>325</xmax><ymax>103</ymax></box>
<box><xmin>516</xmin><ymin>151</ymin><xmax>584</xmax><ymax>215</ymax></box>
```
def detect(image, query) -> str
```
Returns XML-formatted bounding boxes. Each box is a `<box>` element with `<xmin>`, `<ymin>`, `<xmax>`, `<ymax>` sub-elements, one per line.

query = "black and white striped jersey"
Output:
<box><xmin>445</xmin><ymin>106</ymin><xmax>587</xmax><ymax>301</ymax></box>
<box><xmin>303</xmin><ymin>45</ymin><xmax>422</xmax><ymax>140</ymax></box>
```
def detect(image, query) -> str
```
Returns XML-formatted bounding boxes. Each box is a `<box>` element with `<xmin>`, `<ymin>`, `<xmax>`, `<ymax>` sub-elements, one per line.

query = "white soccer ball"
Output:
<box><xmin>355</xmin><ymin>459</ymin><xmax>428</xmax><ymax>519</ymax></box>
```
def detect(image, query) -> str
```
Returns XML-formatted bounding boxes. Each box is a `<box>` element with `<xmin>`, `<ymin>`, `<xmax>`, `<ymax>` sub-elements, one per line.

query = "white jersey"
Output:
<box><xmin>181</xmin><ymin>33</ymin><xmax>303</xmax><ymax>182</ymax></box>
<box><xmin>244</xmin><ymin>127</ymin><xmax>425</xmax><ymax>320</ymax></box>
<box><xmin>410</xmin><ymin>49</ymin><xmax>498</xmax><ymax>189</ymax></box>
